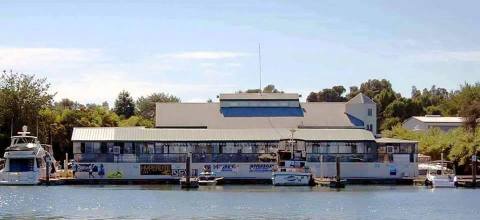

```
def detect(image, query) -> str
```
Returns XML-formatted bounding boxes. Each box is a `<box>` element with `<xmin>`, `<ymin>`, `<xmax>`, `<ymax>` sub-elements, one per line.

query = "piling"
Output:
<box><xmin>473</xmin><ymin>153</ymin><xmax>477</xmax><ymax>188</ymax></box>
<box><xmin>45</xmin><ymin>157</ymin><xmax>50</xmax><ymax>186</ymax></box>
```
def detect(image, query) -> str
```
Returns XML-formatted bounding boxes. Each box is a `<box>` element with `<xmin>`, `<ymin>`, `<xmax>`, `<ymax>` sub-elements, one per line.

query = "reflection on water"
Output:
<box><xmin>1</xmin><ymin>185</ymin><xmax>479</xmax><ymax>219</ymax></box>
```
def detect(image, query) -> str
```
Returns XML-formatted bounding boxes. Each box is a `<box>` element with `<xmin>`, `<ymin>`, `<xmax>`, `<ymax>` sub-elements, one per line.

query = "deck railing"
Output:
<box><xmin>306</xmin><ymin>153</ymin><xmax>414</xmax><ymax>163</ymax></box>
<box><xmin>192</xmin><ymin>153</ymin><xmax>277</xmax><ymax>163</ymax></box>
<box><xmin>74</xmin><ymin>153</ymin><xmax>187</xmax><ymax>163</ymax></box>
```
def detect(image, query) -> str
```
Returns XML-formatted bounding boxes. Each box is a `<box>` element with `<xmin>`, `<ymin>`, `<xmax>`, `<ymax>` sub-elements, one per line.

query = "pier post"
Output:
<box><xmin>186</xmin><ymin>153</ymin><xmax>191</xmax><ymax>185</ymax></box>
<box><xmin>45</xmin><ymin>156</ymin><xmax>50</xmax><ymax>185</ymax></box>
<box><xmin>473</xmin><ymin>148</ymin><xmax>477</xmax><ymax>188</ymax></box>
<box><xmin>336</xmin><ymin>155</ymin><xmax>340</xmax><ymax>183</ymax></box>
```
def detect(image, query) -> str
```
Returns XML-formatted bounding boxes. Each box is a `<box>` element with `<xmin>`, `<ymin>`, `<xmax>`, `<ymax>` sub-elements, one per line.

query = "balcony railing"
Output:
<box><xmin>192</xmin><ymin>153</ymin><xmax>277</xmax><ymax>163</ymax></box>
<box><xmin>74</xmin><ymin>153</ymin><xmax>187</xmax><ymax>163</ymax></box>
<box><xmin>306</xmin><ymin>153</ymin><xmax>414</xmax><ymax>163</ymax></box>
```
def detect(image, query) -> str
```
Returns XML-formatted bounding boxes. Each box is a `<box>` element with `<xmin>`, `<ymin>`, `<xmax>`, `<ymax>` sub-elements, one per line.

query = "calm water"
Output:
<box><xmin>0</xmin><ymin>184</ymin><xmax>479</xmax><ymax>219</ymax></box>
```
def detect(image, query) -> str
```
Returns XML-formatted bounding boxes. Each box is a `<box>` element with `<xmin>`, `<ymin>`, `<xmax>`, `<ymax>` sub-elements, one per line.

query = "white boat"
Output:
<box><xmin>198</xmin><ymin>171</ymin><xmax>224</xmax><ymax>186</ymax></box>
<box><xmin>273</xmin><ymin>160</ymin><xmax>312</xmax><ymax>186</ymax></box>
<box><xmin>0</xmin><ymin>126</ymin><xmax>57</xmax><ymax>185</ymax></box>
<box><xmin>424</xmin><ymin>157</ymin><xmax>457</xmax><ymax>188</ymax></box>
<box><xmin>272</xmin><ymin>168</ymin><xmax>312</xmax><ymax>186</ymax></box>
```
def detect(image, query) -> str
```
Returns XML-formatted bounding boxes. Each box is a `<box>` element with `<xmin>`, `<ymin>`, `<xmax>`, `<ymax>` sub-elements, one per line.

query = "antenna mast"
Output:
<box><xmin>258</xmin><ymin>43</ymin><xmax>262</xmax><ymax>93</ymax></box>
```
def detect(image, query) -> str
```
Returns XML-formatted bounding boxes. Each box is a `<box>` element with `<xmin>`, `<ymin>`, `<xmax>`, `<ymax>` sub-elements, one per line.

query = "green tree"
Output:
<box><xmin>136</xmin><ymin>92</ymin><xmax>180</xmax><ymax>120</ymax></box>
<box><xmin>307</xmin><ymin>85</ymin><xmax>347</xmax><ymax>102</ymax></box>
<box><xmin>242</xmin><ymin>84</ymin><xmax>283</xmax><ymax>93</ymax></box>
<box><xmin>0</xmin><ymin>71</ymin><xmax>55</xmax><ymax>137</ymax></box>
<box><xmin>114</xmin><ymin>90</ymin><xmax>135</xmax><ymax>118</ymax></box>
<box><xmin>119</xmin><ymin>116</ymin><xmax>154</xmax><ymax>128</ymax></box>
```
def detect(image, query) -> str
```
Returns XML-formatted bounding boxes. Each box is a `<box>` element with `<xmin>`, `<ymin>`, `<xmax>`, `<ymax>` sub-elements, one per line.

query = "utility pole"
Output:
<box><xmin>258</xmin><ymin>43</ymin><xmax>262</xmax><ymax>93</ymax></box>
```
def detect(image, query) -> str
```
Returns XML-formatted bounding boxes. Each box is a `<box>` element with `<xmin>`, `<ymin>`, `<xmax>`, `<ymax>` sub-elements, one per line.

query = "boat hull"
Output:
<box><xmin>427</xmin><ymin>175</ymin><xmax>456</xmax><ymax>188</ymax></box>
<box><xmin>0</xmin><ymin>171</ymin><xmax>40</xmax><ymax>185</ymax></box>
<box><xmin>272</xmin><ymin>172</ymin><xmax>312</xmax><ymax>186</ymax></box>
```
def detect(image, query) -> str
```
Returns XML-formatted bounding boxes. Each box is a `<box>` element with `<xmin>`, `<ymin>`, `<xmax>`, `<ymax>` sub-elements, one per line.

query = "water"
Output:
<box><xmin>0</xmin><ymin>185</ymin><xmax>479</xmax><ymax>219</ymax></box>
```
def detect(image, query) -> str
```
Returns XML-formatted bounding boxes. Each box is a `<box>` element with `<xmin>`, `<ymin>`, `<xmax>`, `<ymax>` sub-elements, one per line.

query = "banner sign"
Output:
<box><xmin>212</xmin><ymin>164</ymin><xmax>238</xmax><ymax>173</ymax></box>
<box><xmin>249</xmin><ymin>164</ymin><xmax>274</xmax><ymax>173</ymax></box>
<box><xmin>140</xmin><ymin>164</ymin><xmax>172</xmax><ymax>175</ymax></box>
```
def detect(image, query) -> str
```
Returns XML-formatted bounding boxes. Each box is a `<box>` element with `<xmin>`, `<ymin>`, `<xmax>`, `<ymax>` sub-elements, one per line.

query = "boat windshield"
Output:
<box><xmin>12</xmin><ymin>136</ymin><xmax>37</xmax><ymax>145</ymax></box>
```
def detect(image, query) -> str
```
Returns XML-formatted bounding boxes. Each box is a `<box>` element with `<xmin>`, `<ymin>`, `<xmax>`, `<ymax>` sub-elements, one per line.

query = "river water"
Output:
<box><xmin>0</xmin><ymin>185</ymin><xmax>479</xmax><ymax>219</ymax></box>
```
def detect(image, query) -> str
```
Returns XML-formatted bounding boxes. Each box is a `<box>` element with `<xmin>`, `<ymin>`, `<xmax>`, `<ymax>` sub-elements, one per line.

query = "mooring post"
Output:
<box><xmin>186</xmin><ymin>152</ymin><xmax>191</xmax><ymax>185</ymax></box>
<box><xmin>473</xmin><ymin>147</ymin><xmax>477</xmax><ymax>188</ymax></box>
<box><xmin>336</xmin><ymin>155</ymin><xmax>340</xmax><ymax>183</ymax></box>
<box><xmin>45</xmin><ymin>157</ymin><xmax>50</xmax><ymax>186</ymax></box>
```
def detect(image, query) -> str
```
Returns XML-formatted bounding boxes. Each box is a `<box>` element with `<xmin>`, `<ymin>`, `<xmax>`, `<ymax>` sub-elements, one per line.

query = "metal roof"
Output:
<box><xmin>155</xmin><ymin>102</ymin><xmax>360</xmax><ymax>129</ymax></box>
<box><xmin>72</xmin><ymin>127</ymin><xmax>376</xmax><ymax>142</ymax></box>
<box><xmin>411</xmin><ymin>116</ymin><xmax>464</xmax><ymax>123</ymax></box>
<box><xmin>375</xmin><ymin>137</ymin><xmax>418</xmax><ymax>144</ymax></box>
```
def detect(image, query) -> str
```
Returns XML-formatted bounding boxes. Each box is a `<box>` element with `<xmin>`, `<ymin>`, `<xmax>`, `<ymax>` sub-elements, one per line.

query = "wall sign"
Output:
<box><xmin>140</xmin><ymin>164</ymin><xmax>172</xmax><ymax>175</ymax></box>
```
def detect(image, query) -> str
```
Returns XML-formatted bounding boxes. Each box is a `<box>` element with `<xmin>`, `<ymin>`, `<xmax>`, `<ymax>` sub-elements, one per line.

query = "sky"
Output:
<box><xmin>1</xmin><ymin>0</ymin><xmax>479</xmax><ymax>104</ymax></box>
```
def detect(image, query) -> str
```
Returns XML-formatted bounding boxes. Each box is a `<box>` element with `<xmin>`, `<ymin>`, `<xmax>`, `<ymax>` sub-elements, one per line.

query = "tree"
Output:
<box><xmin>0</xmin><ymin>71</ymin><xmax>55</xmax><ymax>136</ymax></box>
<box><xmin>241</xmin><ymin>84</ymin><xmax>283</xmax><ymax>93</ymax></box>
<box><xmin>307</xmin><ymin>85</ymin><xmax>347</xmax><ymax>102</ymax></box>
<box><xmin>114</xmin><ymin>90</ymin><xmax>135</xmax><ymax>118</ymax></box>
<box><xmin>346</xmin><ymin>86</ymin><xmax>360</xmax><ymax>100</ymax></box>
<box><xmin>359</xmin><ymin>79</ymin><xmax>393</xmax><ymax>98</ymax></box>
<box><xmin>119</xmin><ymin>115</ymin><xmax>154</xmax><ymax>128</ymax></box>
<box><xmin>136</xmin><ymin>92</ymin><xmax>180</xmax><ymax>120</ymax></box>
<box><xmin>454</xmin><ymin>83</ymin><xmax>480</xmax><ymax>132</ymax></box>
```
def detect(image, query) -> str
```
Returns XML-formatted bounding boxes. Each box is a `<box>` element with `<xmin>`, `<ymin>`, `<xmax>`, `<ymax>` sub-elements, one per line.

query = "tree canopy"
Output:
<box><xmin>136</xmin><ymin>92</ymin><xmax>180</xmax><ymax>120</ymax></box>
<box><xmin>114</xmin><ymin>90</ymin><xmax>136</xmax><ymax>119</ymax></box>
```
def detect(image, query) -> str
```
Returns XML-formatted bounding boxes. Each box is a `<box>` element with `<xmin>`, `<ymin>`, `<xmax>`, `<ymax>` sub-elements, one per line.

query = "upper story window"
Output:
<box><xmin>367</xmin><ymin>108</ymin><xmax>373</xmax><ymax>116</ymax></box>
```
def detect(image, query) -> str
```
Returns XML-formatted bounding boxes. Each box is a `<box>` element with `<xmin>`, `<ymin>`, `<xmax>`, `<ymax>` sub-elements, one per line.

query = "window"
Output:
<box><xmin>101</xmin><ymin>142</ymin><xmax>108</xmax><ymax>154</ymax></box>
<box><xmin>85</xmin><ymin>142</ymin><xmax>94</xmax><ymax>153</ymax></box>
<box><xmin>368</xmin><ymin>108</ymin><xmax>373</xmax><ymax>116</ymax></box>
<box><xmin>124</xmin><ymin>142</ymin><xmax>134</xmax><ymax>154</ymax></box>
<box><xmin>80</xmin><ymin>142</ymin><xmax>86</xmax><ymax>153</ymax></box>
<box><xmin>9</xmin><ymin>158</ymin><xmax>34</xmax><ymax>172</ymax></box>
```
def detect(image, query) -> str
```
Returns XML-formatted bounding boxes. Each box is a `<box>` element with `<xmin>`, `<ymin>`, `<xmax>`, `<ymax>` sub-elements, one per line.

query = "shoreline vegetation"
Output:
<box><xmin>1</xmin><ymin>70</ymin><xmax>479</xmax><ymax>173</ymax></box>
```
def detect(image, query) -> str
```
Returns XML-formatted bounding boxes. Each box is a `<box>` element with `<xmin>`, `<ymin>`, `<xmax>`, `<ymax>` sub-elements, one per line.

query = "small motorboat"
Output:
<box><xmin>424</xmin><ymin>158</ymin><xmax>457</xmax><ymax>188</ymax></box>
<box><xmin>198</xmin><ymin>171</ymin><xmax>224</xmax><ymax>186</ymax></box>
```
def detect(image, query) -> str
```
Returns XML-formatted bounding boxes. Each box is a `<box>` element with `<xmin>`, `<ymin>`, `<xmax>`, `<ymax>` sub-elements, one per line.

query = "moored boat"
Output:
<box><xmin>272</xmin><ymin>167</ymin><xmax>312</xmax><ymax>186</ymax></box>
<box><xmin>0</xmin><ymin>126</ymin><xmax>58</xmax><ymax>185</ymax></box>
<box><xmin>424</xmin><ymin>156</ymin><xmax>457</xmax><ymax>188</ymax></box>
<box><xmin>198</xmin><ymin>171</ymin><xmax>224</xmax><ymax>186</ymax></box>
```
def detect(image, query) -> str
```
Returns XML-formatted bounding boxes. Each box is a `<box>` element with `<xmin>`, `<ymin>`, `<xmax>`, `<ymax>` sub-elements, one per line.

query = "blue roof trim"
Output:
<box><xmin>346</xmin><ymin>113</ymin><xmax>364</xmax><ymax>126</ymax></box>
<box><xmin>221</xmin><ymin>107</ymin><xmax>304</xmax><ymax>117</ymax></box>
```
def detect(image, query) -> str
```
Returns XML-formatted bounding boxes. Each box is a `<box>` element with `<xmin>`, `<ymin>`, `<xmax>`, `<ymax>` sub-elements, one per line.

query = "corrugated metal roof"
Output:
<box><xmin>219</xmin><ymin>93</ymin><xmax>300</xmax><ymax>100</ymax></box>
<box><xmin>375</xmin><ymin>137</ymin><xmax>418</xmax><ymax>144</ymax></box>
<box><xmin>72</xmin><ymin>127</ymin><xmax>376</xmax><ymax>142</ymax></box>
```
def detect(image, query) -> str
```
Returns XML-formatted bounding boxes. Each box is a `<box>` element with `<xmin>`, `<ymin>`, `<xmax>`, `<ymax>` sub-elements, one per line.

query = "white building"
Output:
<box><xmin>71</xmin><ymin>92</ymin><xmax>417</xmax><ymax>182</ymax></box>
<box><xmin>403</xmin><ymin>115</ymin><xmax>464</xmax><ymax>132</ymax></box>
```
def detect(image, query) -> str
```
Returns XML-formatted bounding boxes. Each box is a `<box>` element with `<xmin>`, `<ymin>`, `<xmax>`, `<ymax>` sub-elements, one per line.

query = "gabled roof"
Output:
<box><xmin>347</xmin><ymin>93</ymin><xmax>375</xmax><ymax>104</ymax></box>
<box><xmin>155</xmin><ymin>102</ymin><xmax>361</xmax><ymax>129</ymax></box>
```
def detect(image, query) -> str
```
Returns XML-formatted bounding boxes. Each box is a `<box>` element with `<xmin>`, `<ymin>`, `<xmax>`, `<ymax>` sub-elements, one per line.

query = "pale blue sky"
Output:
<box><xmin>1</xmin><ymin>0</ymin><xmax>479</xmax><ymax>103</ymax></box>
